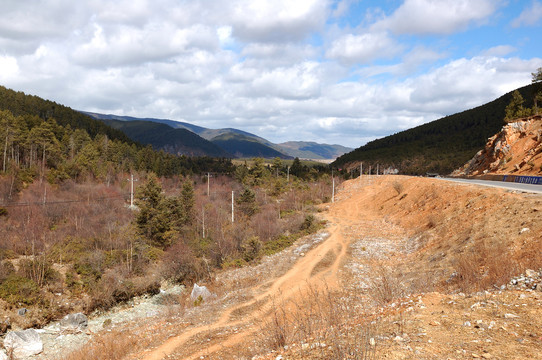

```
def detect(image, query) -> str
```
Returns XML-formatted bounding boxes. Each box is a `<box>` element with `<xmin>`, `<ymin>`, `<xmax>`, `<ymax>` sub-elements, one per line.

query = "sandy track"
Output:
<box><xmin>139</xmin><ymin>198</ymin><xmax>360</xmax><ymax>359</ymax></box>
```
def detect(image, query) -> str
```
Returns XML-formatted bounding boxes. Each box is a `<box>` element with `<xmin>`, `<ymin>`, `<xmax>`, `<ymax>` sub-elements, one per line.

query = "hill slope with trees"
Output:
<box><xmin>102</xmin><ymin>119</ymin><xmax>230</xmax><ymax>158</ymax></box>
<box><xmin>333</xmin><ymin>84</ymin><xmax>537</xmax><ymax>175</ymax></box>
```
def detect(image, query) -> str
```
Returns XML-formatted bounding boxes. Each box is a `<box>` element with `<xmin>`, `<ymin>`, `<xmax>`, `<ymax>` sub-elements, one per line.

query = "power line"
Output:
<box><xmin>0</xmin><ymin>194</ymin><xmax>129</xmax><ymax>208</ymax></box>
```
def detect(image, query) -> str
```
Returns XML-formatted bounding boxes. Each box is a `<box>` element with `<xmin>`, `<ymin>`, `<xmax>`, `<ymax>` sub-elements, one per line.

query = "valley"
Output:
<box><xmin>58</xmin><ymin>175</ymin><xmax>541</xmax><ymax>359</ymax></box>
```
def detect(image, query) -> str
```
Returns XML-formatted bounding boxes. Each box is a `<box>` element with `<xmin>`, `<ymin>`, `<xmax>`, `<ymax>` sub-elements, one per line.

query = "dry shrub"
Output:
<box><xmin>392</xmin><ymin>181</ymin><xmax>404</xmax><ymax>195</ymax></box>
<box><xmin>368</xmin><ymin>264</ymin><xmax>405</xmax><ymax>306</ymax></box>
<box><xmin>257</xmin><ymin>286</ymin><xmax>378</xmax><ymax>359</ymax></box>
<box><xmin>161</xmin><ymin>241</ymin><xmax>208</xmax><ymax>285</ymax></box>
<box><xmin>62</xmin><ymin>330</ymin><xmax>148</xmax><ymax>360</ymax></box>
<box><xmin>89</xmin><ymin>267</ymin><xmax>160</xmax><ymax>311</ymax></box>
<box><xmin>452</xmin><ymin>239</ymin><xmax>519</xmax><ymax>293</ymax></box>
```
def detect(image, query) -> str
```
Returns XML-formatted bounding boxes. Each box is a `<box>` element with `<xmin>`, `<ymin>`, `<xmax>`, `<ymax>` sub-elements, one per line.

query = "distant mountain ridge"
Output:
<box><xmin>278</xmin><ymin>141</ymin><xmax>352</xmax><ymax>160</ymax></box>
<box><xmin>83</xmin><ymin>112</ymin><xmax>350</xmax><ymax>160</ymax></box>
<box><xmin>101</xmin><ymin>119</ymin><xmax>229</xmax><ymax>157</ymax></box>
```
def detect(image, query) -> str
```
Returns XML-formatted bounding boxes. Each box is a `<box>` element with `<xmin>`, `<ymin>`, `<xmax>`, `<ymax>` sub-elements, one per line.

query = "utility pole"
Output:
<box><xmin>231</xmin><ymin>191</ymin><xmax>234</xmax><ymax>223</ymax></box>
<box><xmin>360</xmin><ymin>162</ymin><xmax>363</xmax><ymax>182</ymax></box>
<box><xmin>202</xmin><ymin>206</ymin><xmax>205</xmax><ymax>238</ymax></box>
<box><xmin>332</xmin><ymin>169</ymin><xmax>335</xmax><ymax>203</ymax></box>
<box><xmin>128</xmin><ymin>174</ymin><xmax>138</xmax><ymax>209</ymax></box>
<box><xmin>287</xmin><ymin>166</ymin><xmax>290</xmax><ymax>182</ymax></box>
<box><xmin>377</xmin><ymin>164</ymin><xmax>379</xmax><ymax>176</ymax></box>
<box><xmin>206</xmin><ymin>172</ymin><xmax>210</xmax><ymax>197</ymax></box>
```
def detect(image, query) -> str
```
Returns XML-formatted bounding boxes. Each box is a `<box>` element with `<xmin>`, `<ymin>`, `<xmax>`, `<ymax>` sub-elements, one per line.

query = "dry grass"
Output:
<box><xmin>367</xmin><ymin>264</ymin><xmax>406</xmax><ymax>306</ymax></box>
<box><xmin>256</xmin><ymin>285</ymin><xmax>378</xmax><ymax>359</ymax></box>
<box><xmin>62</xmin><ymin>330</ymin><xmax>150</xmax><ymax>360</ymax></box>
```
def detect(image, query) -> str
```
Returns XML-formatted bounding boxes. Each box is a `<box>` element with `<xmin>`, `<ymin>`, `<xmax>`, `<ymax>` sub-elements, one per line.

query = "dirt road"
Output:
<box><xmin>132</xmin><ymin>175</ymin><xmax>542</xmax><ymax>359</ymax></box>
<box><xmin>139</xmin><ymin>180</ymin><xmax>376</xmax><ymax>359</ymax></box>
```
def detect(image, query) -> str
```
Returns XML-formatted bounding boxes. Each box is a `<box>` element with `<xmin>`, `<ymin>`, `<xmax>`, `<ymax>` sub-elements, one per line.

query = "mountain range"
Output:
<box><xmin>82</xmin><ymin>111</ymin><xmax>352</xmax><ymax>160</ymax></box>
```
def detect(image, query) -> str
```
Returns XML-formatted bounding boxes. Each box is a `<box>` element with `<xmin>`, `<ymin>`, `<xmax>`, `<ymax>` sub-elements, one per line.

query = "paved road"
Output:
<box><xmin>441</xmin><ymin>177</ymin><xmax>542</xmax><ymax>194</ymax></box>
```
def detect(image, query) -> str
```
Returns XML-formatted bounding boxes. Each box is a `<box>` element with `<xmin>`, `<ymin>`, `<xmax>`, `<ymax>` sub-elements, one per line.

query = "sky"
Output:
<box><xmin>0</xmin><ymin>0</ymin><xmax>541</xmax><ymax>148</ymax></box>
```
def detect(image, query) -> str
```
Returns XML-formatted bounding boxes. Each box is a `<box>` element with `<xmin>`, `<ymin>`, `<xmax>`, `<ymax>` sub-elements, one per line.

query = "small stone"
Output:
<box><xmin>520</xmin><ymin>228</ymin><xmax>530</xmax><ymax>234</ymax></box>
<box><xmin>464</xmin><ymin>321</ymin><xmax>472</xmax><ymax>327</ymax></box>
<box><xmin>488</xmin><ymin>321</ymin><xmax>496</xmax><ymax>329</ymax></box>
<box><xmin>369</xmin><ymin>338</ymin><xmax>376</xmax><ymax>346</ymax></box>
<box><xmin>472</xmin><ymin>353</ymin><xmax>480</xmax><ymax>358</ymax></box>
<box><xmin>275</xmin><ymin>356</ymin><xmax>283</xmax><ymax>360</ymax></box>
<box><xmin>393</xmin><ymin>336</ymin><xmax>404</xmax><ymax>342</ymax></box>
<box><xmin>301</xmin><ymin>343</ymin><xmax>309</xmax><ymax>350</ymax></box>
<box><xmin>504</xmin><ymin>313</ymin><xmax>519</xmax><ymax>319</ymax></box>
<box><xmin>17</xmin><ymin>308</ymin><xmax>27</xmax><ymax>316</ymax></box>
<box><xmin>60</xmin><ymin>313</ymin><xmax>88</xmax><ymax>331</ymax></box>
<box><xmin>429</xmin><ymin>320</ymin><xmax>441</xmax><ymax>326</ymax></box>
<box><xmin>525</xmin><ymin>269</ymin><xmax>537</xmax><ymax>278</ymax></box>
<box><xmin>482</xmin><ymin>354</ymin><xmax>492</xmax><ymax>359</ymax></box>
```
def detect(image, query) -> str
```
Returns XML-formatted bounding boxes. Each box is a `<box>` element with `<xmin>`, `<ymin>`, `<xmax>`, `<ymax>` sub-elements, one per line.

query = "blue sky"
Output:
<box><xmin>0</xmin><ymin>0</ymin><xmax>541</xmax><ymax>148</ymax></box>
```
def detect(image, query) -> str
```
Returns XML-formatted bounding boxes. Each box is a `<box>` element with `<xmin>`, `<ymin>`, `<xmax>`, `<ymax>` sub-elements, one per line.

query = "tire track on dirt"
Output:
<box><xmin>139</xmin><ymin>219</ymin><xmax>353</xmax><ymax>360</ymax></box>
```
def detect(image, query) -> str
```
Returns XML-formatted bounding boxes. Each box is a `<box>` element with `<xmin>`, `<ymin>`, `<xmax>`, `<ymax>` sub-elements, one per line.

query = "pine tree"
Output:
<box><xmin>135</xmin><ymin>174</ymin><xmax>171</xmax><ymax>248</ymax></box>
<box><xmin>532</xmin><ymin>67</ymin><xmax>542</xmax><ymax>115</ymax></box>
<box><xmin>504</xmin><ymin>90</ymin><xmax>531</xmax><ymax>122</ymax></box>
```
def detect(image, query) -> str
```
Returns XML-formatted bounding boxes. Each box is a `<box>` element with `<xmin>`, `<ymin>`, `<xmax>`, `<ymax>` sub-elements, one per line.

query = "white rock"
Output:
<box><xmin>190</xmin><ymin>284</ymin><xmax>212</xmax><ymax>302</ymax></box>
<box><xmin>525</xmin><ymin>269</ymin><xmax>537</xmax><ymax>278</ymax></box>
<box><xmin>0</xmin><ymin>350</ymin><xmax>7</xmax><ymax>360</ymax></box>
<box><xmin>4</xmin><ymin>329</ymin><xmax>43</xmax><ymax>358</ymax></box>
<box><xmin>60</xmin><ymin>313</ymin><xmax>88</xmax><ymax>331</ymax></box>
<box><xmin>504</xmin><ymin>313</ymin><xmax>519</xmax><ymax>319</ymax></box>
<box><xmin>520</xmin><ymin>228</ymin><xmax>530</xmax><ymax>234</ymax></box>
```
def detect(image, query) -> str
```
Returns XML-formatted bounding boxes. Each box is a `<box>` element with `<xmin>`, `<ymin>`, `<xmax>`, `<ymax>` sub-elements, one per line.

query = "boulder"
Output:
<box><xmin>0</xmin><ymin>350</ymin><xmax>7</xmax><ymax>360</ymax></box>
<box><xmin>4</xmin><ymin>329</ymin><xmax>43</xmax><ymax>358</ymax></box>
<box><xmin>60</xmin><ymin>313</ymin><xmax>88</xmax><ymax>332</ymax></box>
<box><xmin>190</xmin><ymin>284</ymin><xmax>212</xmax><ymax>302</ymax></box>
<box><xmin>16</xmin><ymin>308</ymin><xmax>27</xmax><ymax>316</ymax></box>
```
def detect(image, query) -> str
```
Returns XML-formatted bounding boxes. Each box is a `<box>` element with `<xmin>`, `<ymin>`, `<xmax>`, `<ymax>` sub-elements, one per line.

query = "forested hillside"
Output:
<box><xmin>0</xmin><ymin>86</ymin><xmax>234</xmax><ymax>189</ymax></box>
<box><xmin>211</xmin><ymin>133</ymin><xmax>292</xmax><ymax>159</ymax></box>
<box><xmin>0</xmin><ymin>86</ymin><xmax>333</xmax><ymax>333</ymax></box>
<box><xmin>102</xmin><ymin>119</ymin><xmax>229</xmax><ymax>158</ymax></box>
<box><xmin>333</xmin><ymin>84</ymin><xmax>536</xmax><ymax>174</ymax></box>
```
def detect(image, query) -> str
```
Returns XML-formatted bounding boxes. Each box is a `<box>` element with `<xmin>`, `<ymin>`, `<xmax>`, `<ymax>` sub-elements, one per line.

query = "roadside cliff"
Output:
<box><xmin>453</xmin><ymin>115</ymin><xmax>542</xmax><ymax>176</ymax></box>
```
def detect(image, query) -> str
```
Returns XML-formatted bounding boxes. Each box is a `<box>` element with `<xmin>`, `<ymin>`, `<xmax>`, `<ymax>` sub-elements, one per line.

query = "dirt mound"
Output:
<box><xmin>454</xmin><ymin>115</ymin><xmax>542</xmax><ymax>176</ymax></box>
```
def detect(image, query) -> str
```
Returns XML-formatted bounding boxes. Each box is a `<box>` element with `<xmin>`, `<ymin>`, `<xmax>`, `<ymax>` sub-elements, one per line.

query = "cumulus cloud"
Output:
<box><xmin>230</xmin><ymin>0</ymin><xmax>329</xmax><ymax>42</ymax></box>
<box><xmin>373</xmin><ymin>0</ymin><xmax>499</xmax><ymax>35</ymax></box>
<box><xmin>250</xmin><ymin>62</ymin><xmax>322</xmax><ymax>100</ymax></box>
<box><xmin>0</xmin><ymin>0</ymin><xmax>540</xmax><ymax>148</ymax></box>
<box><xmin>511</xmin><ymin>1</ymin><xmax>542</xmax><ymax>27</ymax></box>
<box><xmin>326</xmin><ymin>32</ymin><xmax>401</xmax><ymax>64</ymax></box>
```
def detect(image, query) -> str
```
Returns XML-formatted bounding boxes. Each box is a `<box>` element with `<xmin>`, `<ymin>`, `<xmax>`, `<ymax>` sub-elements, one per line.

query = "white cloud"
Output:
<box><xmin>230</xmin><ymin>0</ymin><xmax>329</xmax><ymax>42</ymax></box>
<box><xmin>0</xmin><ymin>0</ymin><xmax>541</xmax><ymax>149</ymax></box>
<box><xmin>0</xmin><ymin>56</ymin><xmax>19</xmax><ymax>82</ymax></box>
<box><xmin>409</xmin><ymin>56</ymin><xmax>540</xmax><ymax>113</ymax></box>
<box><xmin>71</xmin><ymin>23</ymin><xmax>219</xmax><ymax>67</ymax></box>
<box><xmin>373</xmin><ymin>0</ymin><xmax>498</xmax><ymax>35</ymax></box>
<box><xmin>326</xmin><ymin>32</ymin><xmax>401</xmax><ymax>64</ymax></box>
<box><xmin>251</xmin><ymin>62</ymin><xmax>322</xmax><ymax>100</ymax></box>
<box><xmin>481</xmin><ymin>45</ymin><xmax>517</xmax><ymax>57</ymax></box>
<box><xmin>511</xmin><ymin>1</ymin><xmax>542</xmax><ymax>27</ymax></box>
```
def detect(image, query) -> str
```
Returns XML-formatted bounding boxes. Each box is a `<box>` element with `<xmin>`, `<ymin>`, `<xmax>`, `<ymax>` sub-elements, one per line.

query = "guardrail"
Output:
<box><xmin>453</xmin><ymin>174</ymin><xmax>542</xmax><ymax>185</ymax></box>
